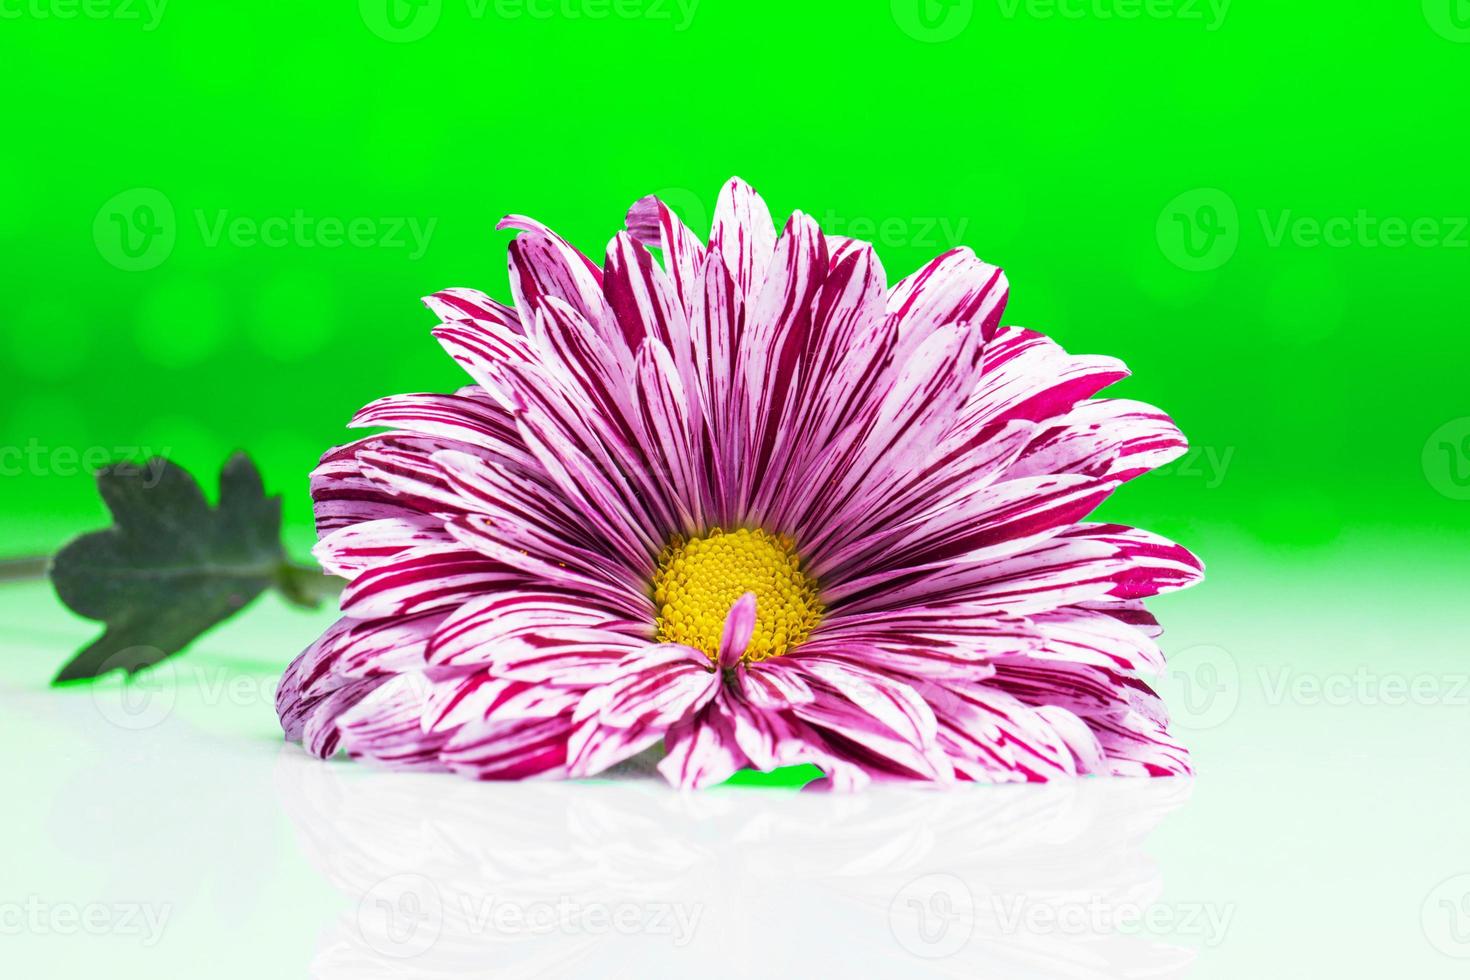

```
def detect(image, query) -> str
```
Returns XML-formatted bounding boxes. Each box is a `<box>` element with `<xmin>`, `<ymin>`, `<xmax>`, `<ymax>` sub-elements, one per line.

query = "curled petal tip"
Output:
<box><xmin>718</xmin><ymin>592</ymin><xmax>757</xmax><ymax>669</ymax></box>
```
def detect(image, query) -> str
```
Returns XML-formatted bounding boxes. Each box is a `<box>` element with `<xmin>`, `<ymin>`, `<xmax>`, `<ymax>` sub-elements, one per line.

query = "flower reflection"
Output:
<box><xmin>276</xmin><ymin>754</ymin><xmax>1199</xmax><ymax>978</ymax></box>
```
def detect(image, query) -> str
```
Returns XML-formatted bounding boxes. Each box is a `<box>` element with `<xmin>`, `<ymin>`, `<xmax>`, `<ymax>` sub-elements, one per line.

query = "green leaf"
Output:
<box><xmin>49</xmin><ymin>453</ymin><xmax>295</xmax><ymax>684</ymax></box>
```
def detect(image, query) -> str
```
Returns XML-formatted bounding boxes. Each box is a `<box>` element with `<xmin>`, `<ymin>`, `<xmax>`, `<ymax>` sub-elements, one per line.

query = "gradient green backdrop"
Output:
<box><xmin>4</xmin><ymin>0</ymin><xmax>1468</xmax><ymax>566</ymax></box>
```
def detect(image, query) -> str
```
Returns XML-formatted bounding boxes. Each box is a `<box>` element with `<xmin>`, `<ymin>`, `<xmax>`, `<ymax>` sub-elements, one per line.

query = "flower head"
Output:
<box><xmin>277</xmin><ymin>178</ymin><xmax>1203</xmax><ymax>789</ymax></box>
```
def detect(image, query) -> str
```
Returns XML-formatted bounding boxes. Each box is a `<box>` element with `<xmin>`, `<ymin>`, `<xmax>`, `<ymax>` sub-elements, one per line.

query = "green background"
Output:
<box><xmin>4</xmin><ymin>9</ymin><xmax>1470</xmax><ymax>975</ymax></box>
<box><xmin>4</xmin><ymin>1</ymin><xmax>1468</xmax><ymax>569</ymax></box>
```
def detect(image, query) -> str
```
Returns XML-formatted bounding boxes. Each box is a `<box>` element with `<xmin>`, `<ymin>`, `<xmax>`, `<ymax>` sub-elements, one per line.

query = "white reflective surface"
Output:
<box><xmin>3</xmin><ymin>538</ymin><xmax>1469</xmax><ymax>978</ymax></box>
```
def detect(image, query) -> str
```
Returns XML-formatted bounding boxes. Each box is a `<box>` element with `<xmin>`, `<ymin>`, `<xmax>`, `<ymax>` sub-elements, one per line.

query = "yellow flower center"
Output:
<box><xmin>652</xmin><ymin>527</ymin><xmax>823</xmax><ymax>663</ymax></box>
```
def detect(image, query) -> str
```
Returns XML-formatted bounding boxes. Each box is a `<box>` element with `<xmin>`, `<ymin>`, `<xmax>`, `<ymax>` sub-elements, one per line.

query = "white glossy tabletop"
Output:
<box><xmin>3</xmin><ymin>532</ymin><xmax>1468</xmax><ymax>978</ymax></box>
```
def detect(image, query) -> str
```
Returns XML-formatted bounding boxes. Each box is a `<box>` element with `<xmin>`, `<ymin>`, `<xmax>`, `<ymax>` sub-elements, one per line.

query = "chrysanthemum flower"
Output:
<box><xmin>277</xmin><ymin>178</ymin><xmax>1202</xmax><ymax>790</ymax></box>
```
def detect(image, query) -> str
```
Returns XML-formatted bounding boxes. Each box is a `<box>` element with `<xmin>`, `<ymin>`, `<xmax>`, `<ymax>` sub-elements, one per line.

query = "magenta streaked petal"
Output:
<box><xmin>657</xmin><ymin>697</ymin><xmax>749</xmax><ymax>790</ymax></box>
<box><xmin>422</xmin><ymin>287</ymin><xmax>522</xmax><ymax>332</ymax></box>
<box><xmin>1060</xmin><ymin>523</ymin><xmax>1205</xmax><ymax>599</ymax></box>
<box><xmin>441</xmin><ymin>713</ymin><xmax>573</xmax><ymax>780</ymax></box>
<box><xmin>735</xmin><ymin>657</ymin><xmax>817</xmax><ymax>708</ymax></box>
<box><xmin>1006</xmin><ymin>398</ymin><xmax>1188</xmax><ymax>484</ymax></box>
<box><xmin>887</xmin><ymin>246</ymin><xmax>1009</xmax><ymax>341</ymax></box>
<box><xmin>427</xmin><ymin>592</ymin><xmax>646</xmax><ymax>687</ymax></box>
<box><xmin>717</xmin><ymin>592</ymin><xmax>758</xmax><ymax>669</ymax></box>
<box><xmin>314</xmin><ymin>515</ymin><xmax>451</xmax><ymax>580</ymax></box>
<box><xmin>335</xmin><ymin>674</ymin><xmax>451</xmax><ymax>771</ymax></box>
<box><xmin>709</xmin><ymin>176</ymin><xmax>776</xmax><ymax>303</ymax></box>
<box><xmin>339</xmin><ymin>545</ymin><xmax>519</xmax><ymax>620</ymax></box>
<box><xmin>626</xmin><ymin>193</ymin><xmax>707</xmax><ymax>316</ymax></box>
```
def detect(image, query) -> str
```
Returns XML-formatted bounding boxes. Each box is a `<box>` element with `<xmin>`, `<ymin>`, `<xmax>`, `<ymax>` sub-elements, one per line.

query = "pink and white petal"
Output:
<box><xmin>625</xmin><ymin>193</ymin><xmax>707</xmax><ymax>316</ymax></box>
<box><xmin>335</xmin><ymin>673</ymin><xmax>451</xmax><ymax>771</ymax></box>
<box><xmin>442</xmin><ymin>515</ymin><xmax>651</xmax><ymax>620</ymax></box>
<box><xmin>350</xmin><ymin>392</ymin><xmax>536</xmax><ymax>470</ymax></box>
<box><xmin>784</xmin><ymin>660</ymin><xmax>950</xmax><ymax>781</ymax></box>
<box><xmin>500</xmin><ymin>222</ymin><xmax>609</xmax><ymax>337</ymax></box>
<box><xmin>988</xmin><ymin>656</ymin><xmax>1159</xmax><ymax>721</ymax></box>
<box><xmin>355</xmin><ymin>441</ymin><xmax>480</xmax><ymax>518</ymax></box>
<box><xmin>814</xmin><ymin>418</ymin><xmax>1038</xmax><ymax>560</ymax></box>
<box><xmin>427</xmin><ymin>591</ymin><xmax>647</xmax><ymax>685</ymax></box>
<box><xmin>930</xmin><ymin>684</ymin><xmax>1085</xmax><ymax>782</ymax></box>
<box><xmin>311</xmin><ymin>437</ymin><xmax>447</xmax><ymax>535</ymax></box>
<box><xmin>605</xmin><ymin>230</ymin><xmax>694</xmax><ymax>374</ymax></box>
<box><xmin>424</xmin><ymin>672</ymin><xmax>583</xmax><ymax>732</ymax></box>
<box><xmin>300</xmin><ymin>677</ymin><xmax>390</xmax><ymax>759</ymax></box>
<box><xmin>432</xmin><ymin>321</ymin><xmax>540</xmax><ymax>405</ymax></box>
<box><xmin>686</xmin><ymin>252</ymin><xmax>745</xmax><ymax>518</ymax></box>
<box><xmin>708</xmin><ymin>177</ymin><xmax>777</xmax><ymax>303</ymax></box>
<box><xmin>797</xmin><ymin>611</ymin><xmax>1034</xmax><ymax>679</ymax></box>
<box><xmin>339</xmin><ymin>544</ymin><xmax>520</xmax><ymax>620</ymax></box>
<box><xmin>837</xmin><ymin>533</ymin><xmax>1129</xmax><ymax>618</ymax></box>
<box><xmin>1029</xmin><ymin>605</ymin><xmax>1167</xmax><ymax>674</ymax></box>
<box><xmin>1059</xmin><ymin>523</ymin><xmax>1204</xmax><ymax>599</ymax></box>
<box><xmin>658</xmin><ymin>698</ymin><xmax>749</xmax><ymax>790</ymax></box>
<box><xmin>718</xmin><ymin>592</ymin><xmax>758</xmax><ymax>669</ymax></box>
<box><xmin>441</xmin><ymin>713</ymin><xmax>574</xmax><ymax>780</ymax></box>
<box><xmin>301</xmin><ymin>611</ymin><xmax>448</xmax><ymax>696</ymax></box>
<box><xmin>963</xmin><ymin>327</ymin><xmax>1129</xmax><ymax>428</ymax></box>
<box><xmin>630</xmin><ymin>337</ymin><xmax>704</xmax><ymax>530</ymax></box>
<box><xmin>1033</xmin><ymin>705</ymin><xmax>1108</xmax><ymax>774</ymax></box>
<box><xmin>793</xmin><ymin>321</ymin><xmax>985</xmax><ymax>548</ymax></box>
<box><xmin>313</xmin><ymin>515</ymin><xmax>452</xmax><ymax>579</ymax></box>
<box><xmin>819</xmin><ymin>474</ymin><xmax>1119</xmax><ymax>612</ymax></box>
<box><xmin>422</xmin><ymin>287</ymin><xmax>522</xmax><ymax>333</ymax></box>
<box><xmin>741</xmin><ymin>212</ymin><xmax>830</xmax><ymax>516</ymax></box>
<box><xmin>500</xmin><ymin>366</ymin><xmax>668</xmax><ymax>557</ymax></box>
<box><xmin>564</xmin><ymin>717</ymin><xmax>668</xmax><ymax>779</ymax></box>
<box><xmin>886</xmin><ymin>247</ymin><xmax>1009</xmax><ymax>341</ymax></box>
<box><xmin>1006</xmin><ymin>398</ymin><xmax>1188</xmax><ymax>484</ymax></box>
<box><xmin>431</xmin><ymin>448</ymin><xmax>653</xmax><ymax>594</ymax></box>
<box><xmin>1088</xmin><ymin>710</ymin><xmax>1193</xmax><ymax>777</ymax></box>
<box><xmin>577</xmin><ymin>644</ymin><xmax>719</xmax><ymax>730</ymax></box>
<box><xmin>735</xmin><ymin>657</ymin><xmax>817</xmax><ymax>708</ymax></box>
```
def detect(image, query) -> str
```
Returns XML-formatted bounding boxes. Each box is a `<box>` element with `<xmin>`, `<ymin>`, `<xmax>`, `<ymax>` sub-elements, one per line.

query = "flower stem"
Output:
<box><xmin>274</xmin><ymin>560</ymin><xmax>347</xmax><ymax>608</ymax></box>
<box><xmin>0</xmin><ymin>554</ymin><xmax>345</xmax><ymax>607</ymax></box>
<box><xmin>0</xmin><ymin>556</ymin><xmax>50</xmax><ymax>582</ymax></box>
